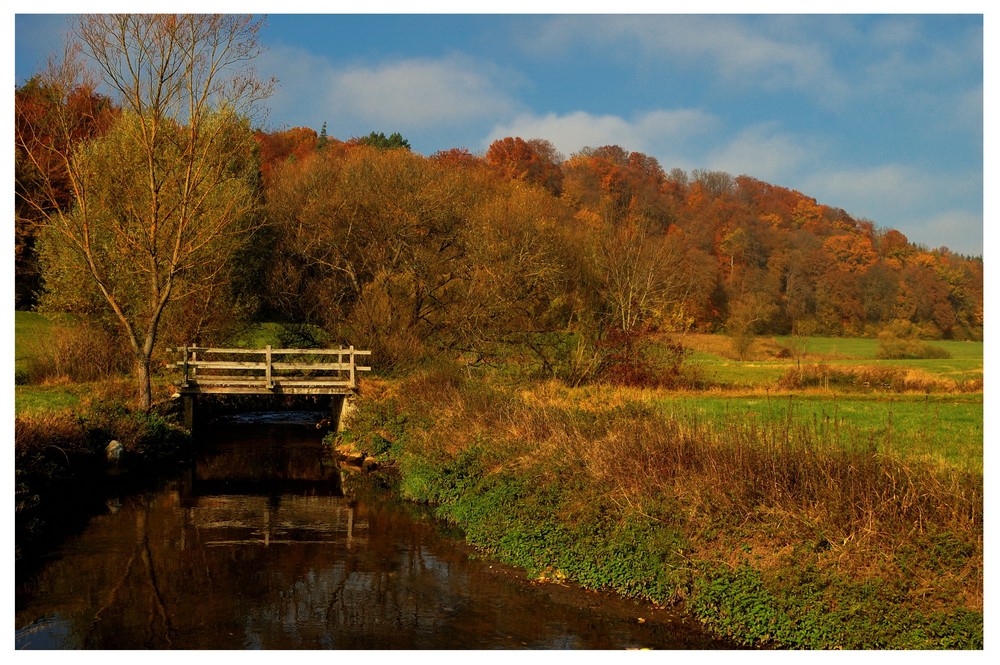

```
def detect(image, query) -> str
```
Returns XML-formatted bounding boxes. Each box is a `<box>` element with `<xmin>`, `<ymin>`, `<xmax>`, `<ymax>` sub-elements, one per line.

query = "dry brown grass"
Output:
<box><xmin>680</xmin><ymin>332</ymin><xmax>817</xmax><ymax>361</ymax></box>
<box><xmin>776</xmin><ymin>362</ymin><xmax>969</xmax><ymax>393</ymax></box>
<box><xmin>386</xmin><ymin>370</ymin><xmax>983</xmax><ymax>613</ymax></box>
<box><xmin>20</xmin><ymin>322</ymin><xmax>133</xmax><ymax>384</ymax></box>
<box><xmin>14</xmin><ymin>411</ymin><xmax>88</xmax><ymax>456</ymax></box>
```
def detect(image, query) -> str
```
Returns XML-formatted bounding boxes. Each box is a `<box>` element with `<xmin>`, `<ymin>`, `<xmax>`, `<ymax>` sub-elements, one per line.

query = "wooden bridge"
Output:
<box><xmin>169</xmin><ymin>345</ymin><xmax>371</xmax><ymax>431</ymax></box>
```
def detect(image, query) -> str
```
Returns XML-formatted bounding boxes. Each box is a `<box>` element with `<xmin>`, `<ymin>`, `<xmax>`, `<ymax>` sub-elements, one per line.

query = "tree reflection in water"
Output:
<box><xmin>16</xmin><ymin>415</ymin><xmax>731</xmax><ymax>649</ymax></box>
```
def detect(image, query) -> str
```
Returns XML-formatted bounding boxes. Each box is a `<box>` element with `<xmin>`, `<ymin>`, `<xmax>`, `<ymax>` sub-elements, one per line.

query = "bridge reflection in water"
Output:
<box><xmin>15</xmin><ymin>415</ymin><xmax>734</xmax><ymax>650</ymax></box>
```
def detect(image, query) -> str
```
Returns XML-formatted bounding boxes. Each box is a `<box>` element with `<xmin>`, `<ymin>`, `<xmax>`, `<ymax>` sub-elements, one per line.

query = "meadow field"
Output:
<box><xmin>15</xmin><ymin>312</ymin><xmax>984</xmax><ymax>648</ymax></box>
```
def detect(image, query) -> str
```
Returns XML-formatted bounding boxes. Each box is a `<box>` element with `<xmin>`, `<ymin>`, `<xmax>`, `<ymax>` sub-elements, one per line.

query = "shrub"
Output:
<box><xmin>595</xmin><ymin>328</ymin><xmax>692</xmax><ymax>388</ymax></box>
<box><xmin>877</xmin><ymin>320</ymin><xmax>952</xmax><ymax>360</ymax></box>
<box><xmin>20</xmin><ymin>321</ymin><xmax>133</xmax><ymax>384</ymax></box>
<box><xmin>878</xmin><ymin>337</ymin><xmax>952</xmax><ymax>360</ymax></box>
<box><xmin>552</xmin><ymin>328</ymin><xmax>696</xmax><ymax>388</ymax></box>
<box><xmin>77</xmin><ymin>401</ymin><xmax>187</xmax><ymax>459</ymax></box>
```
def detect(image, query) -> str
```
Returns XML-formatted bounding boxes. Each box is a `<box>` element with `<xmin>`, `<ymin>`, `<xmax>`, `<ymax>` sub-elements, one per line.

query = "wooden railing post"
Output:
<box><xmin>182</xmin><ymin>346</ymin><xmax>190</xmax><ymax>386</ymax></box>
<box><xmin>265</xmin><ymin>345</ymin><xmax>273</xmax><ymax>389</ymax></box>
<box><xmin>349</xmin><ymin>345</ymin><xmax>356</xmax><ymax>388</ymax></box>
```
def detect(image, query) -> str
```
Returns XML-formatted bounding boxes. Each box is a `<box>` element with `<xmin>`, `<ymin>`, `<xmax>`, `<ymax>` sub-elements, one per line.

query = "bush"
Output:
<box><xmin>878</xmin><ymin>337</ymin><xmax>952</xmax><ymax>360</ymax></box>
<box><xmin>553</xmin><ymin>328</ymin><xmax>696</xmax><ymax>388</ymax></box>
<box><xmin>877</xmin><ymin>320</ymin><xmax>952</xmax><ymax>360</ymax></box>
<box><xmin>20</xmin><ymin>321</ymin><xmax>133</xmax><ymax>384</ymax></box>
<box><xmin>595</xmin><ymin>328</ymin><xmax>693</xmax><ymax>387</ymax></box>
<box><xmin>77</xmin><ymin>401</ymin><xmax>188</xmax><ymax>459</ymax></box>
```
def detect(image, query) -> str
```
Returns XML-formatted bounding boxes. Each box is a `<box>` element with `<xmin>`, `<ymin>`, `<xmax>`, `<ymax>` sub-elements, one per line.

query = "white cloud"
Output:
<box><xmin>258</xmin><ymin>46</ymin><xmax>520</xmax><ymax>135</ymax></box>
<box><xmin>256</xmin><ymin>45</ymin><xmax>341</xmax><ymax>130</ymax></box>
<box><xmin>953</xmin><ymin>86</ymin><xmax>985</xmax><ymax>136</ymax></box>
<box><xmin>909</xmin><ymin>210</ymin><xmax>983</xmax><ymax>255</ymax></box>
<box><xmin>704</xmin><ymin>123</ymin><xmax>820</xmax><ymax>183</ymax></box>
<box><xmin>800</xmin><ymin>164</ymin><xmax>940</xmax><ymax>214</ymax></box>
<box><xmin>330</xmin><ymin>56</ymin><xmax>520</xmax><ymax>128</ymax></box>
<box><xmin>485</xmin><ymin>108</ymin><xmax>717</xmax><ymax>161</ymax></box>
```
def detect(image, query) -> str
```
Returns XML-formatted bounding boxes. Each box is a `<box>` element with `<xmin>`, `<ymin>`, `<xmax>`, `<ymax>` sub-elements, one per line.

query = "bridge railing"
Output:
<box><xmin>167</xmin><ymin>346</ymin><xmax>372</xmax><ymax>393</ymax></box>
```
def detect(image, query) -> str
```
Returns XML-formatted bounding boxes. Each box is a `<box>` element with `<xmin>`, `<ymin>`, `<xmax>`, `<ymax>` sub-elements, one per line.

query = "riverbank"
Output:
<box><xmin>333</xmin><ymin>366</ymin><xmax>983</xmax><ymax>649</ymax></box>
<box><xmin>18</xmin><ymin>416</ymin><xmax>737</xmax><ymax>649</ymax></box>
<box><xmin>14</xmin><ymin>399</ymin><xmax>192</xmax><ymax>562</ymax></box>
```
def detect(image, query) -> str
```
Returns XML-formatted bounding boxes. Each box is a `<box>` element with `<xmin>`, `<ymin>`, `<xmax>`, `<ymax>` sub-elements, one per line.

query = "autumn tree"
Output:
<box><xmin>254</xmin><ymin>126</ymin><xmax>320</xmax><ymax>185</ymax></box>
<box><xmin>15</xmin><ymin>66</ymin><xmax>118</xmax><ymax>308</ymax></box>
<box><xmin>453</xmin><ymin>180</ymin><xmax>569</xmax><ymax>360</ymax></box>
<box><xmin>430</xmin><ymin>147</ymin><xmax>483</xmax><ymax>170</ymax></box>
<box><xmin>876</xmin><ymin>228</ymin><xmax>914</xmax><ymax>268</ymax></box>
<box><xmin>587</xmin><ymin>221</ymin><xmax>668</xmax><ymax>333</ymax></box>
<box><xmin>485</xmin><ymin>137</ymin><xmax>563</xmax><ymax>196</ymax></box>
<box><xmin>263</xmin><ymin>145</ymin><xmax>571</xmax><ymax>368</ymax></box>
<box><xmin>561</xmin><ymin>146</ymin><xmax>674</xmax><ymax>229</ymax></box>
<box><xmin>22</xmin><ymin>14</ymin><xmax>274</xmax><ymax>410</ymax></box>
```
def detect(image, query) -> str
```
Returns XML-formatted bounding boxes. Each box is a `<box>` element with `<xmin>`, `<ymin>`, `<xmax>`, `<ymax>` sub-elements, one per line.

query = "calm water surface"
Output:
<box><xmin>15</xmin><ymin>412</ymin><xmax>733</xmax><ymax>650</ymax></box>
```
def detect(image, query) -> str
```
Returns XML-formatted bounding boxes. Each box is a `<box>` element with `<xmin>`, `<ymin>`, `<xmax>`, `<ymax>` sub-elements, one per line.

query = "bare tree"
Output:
<box><xmin>17</xmin><ymin>15</ymin><xmax>274</xmax><ymax>410</ymax></box>
<box><xmin>591</xmin><ymin>221</ymin><xmax>694</xmax><ymax>334</ymax></box>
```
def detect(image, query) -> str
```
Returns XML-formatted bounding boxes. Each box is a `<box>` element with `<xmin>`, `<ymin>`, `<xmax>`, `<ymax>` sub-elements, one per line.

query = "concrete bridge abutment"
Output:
<box><xmin>330</xmin><ymin>394</ymin><xmax>357</xmax><ymax>433</ymax></box>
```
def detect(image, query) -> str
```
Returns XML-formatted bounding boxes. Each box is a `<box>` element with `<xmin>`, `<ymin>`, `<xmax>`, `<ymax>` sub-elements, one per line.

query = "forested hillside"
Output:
<box><xmin>16</xmin><ymin>76</ymin><xmax>983</xmax><ymax>374</ymax></box>
<box><xmin>252</xmin><ymin>128</ymin><xmax>983</xmax><ymax>365</ymax></box>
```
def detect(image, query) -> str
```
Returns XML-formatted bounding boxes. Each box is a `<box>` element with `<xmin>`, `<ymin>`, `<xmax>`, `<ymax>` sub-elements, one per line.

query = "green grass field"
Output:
<box><xmin>15</xmin><ymin>312</ymin><xmax>77</xmax><ymax>414</ymax></box>
<box><xmin>14</xmin><ymin>384</ymin><xmax>85</xmax><ymax>414</ymax></box>
<box><xmin>674</xmin><ymin>333</ymin><xmax>983</xmax><ymax>471</ymax></box>
<box><xmin>655</xmin><ymin>393</ymin><xmax>982</xmax><ymax>472</ymax></box>
<box><xmin>684</xmin><ymin>333</ymin><xmax>983</xmax><ymax>387</ymax></box>
<box><xmin>777</xmin><ymin>335</ymin><xmax>984</xmax><ymax>382</ymax></box>
<box><xmin>14</xmin><ymin>311</ymin><xmax>66</xmax><ymax>374</ymax></box>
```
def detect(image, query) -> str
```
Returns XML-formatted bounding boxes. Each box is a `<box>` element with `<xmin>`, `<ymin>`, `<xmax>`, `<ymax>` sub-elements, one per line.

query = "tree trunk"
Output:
<box><xmin>136</xmin><ymin>354</ymin><xmax>153</xmax><ymax>412</ymax></box>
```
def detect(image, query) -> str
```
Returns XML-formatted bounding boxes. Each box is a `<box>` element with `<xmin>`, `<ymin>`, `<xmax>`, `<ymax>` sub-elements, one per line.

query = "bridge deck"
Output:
<box><xmin>169</xmin><ymin>345</ymin><xmax>371</xmax><ymax>396</ymax></box>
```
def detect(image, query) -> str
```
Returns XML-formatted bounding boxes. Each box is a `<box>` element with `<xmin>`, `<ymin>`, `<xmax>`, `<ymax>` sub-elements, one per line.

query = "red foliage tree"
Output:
<box><xmin>485</xmin><ymin>136</ymin><xmax>563</xmax><ymax>195</ymax></box>
<box><xmin>15</xmin><ymin>74</ymin><xmax>118</xmax><ymax>308</ymax></box>
<box><xmin>254</xmin><ymin>126</ymin><xmax>321</xmax><ymax>186</ymax></box>
<box><xmin>430</xmin><ymin>147</ymin><xmax>484</xmax><ymax>170</ymax></box>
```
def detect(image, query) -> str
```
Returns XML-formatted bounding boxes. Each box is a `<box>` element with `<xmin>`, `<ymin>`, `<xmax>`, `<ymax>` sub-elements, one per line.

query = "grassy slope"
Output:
<box><xmin>15</xmin><ymin>311</ymin><xmax>59</xmax><ymax>373</ymax></box>
<box><xmin>16</xmin><ymin>312</ymin><xmax>81</xmax><ymax>414</ymax></box>
<box><xmin>652</xmin><ymin>394</ymin><xmax>982</xmax><ymax>472</ymax></box>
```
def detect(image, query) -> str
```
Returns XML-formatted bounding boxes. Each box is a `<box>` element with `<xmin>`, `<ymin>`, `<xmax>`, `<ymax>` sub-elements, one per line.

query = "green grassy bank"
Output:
<box><xmin>14</xmin><ymin>312</ymin><xmax>192</xmax><ymax>559</ymax></box>
<box><xmin>335</xmin><ymin>368</ymin><xmax>983</xmax><ymax>649</ymax></box>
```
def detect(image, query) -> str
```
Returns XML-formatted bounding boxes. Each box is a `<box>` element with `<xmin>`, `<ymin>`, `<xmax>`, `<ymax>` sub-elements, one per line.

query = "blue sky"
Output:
<box><xmin>11</xmin><ymin>5</ymin><xmax>988</xmax><ymax>257</ymax></box>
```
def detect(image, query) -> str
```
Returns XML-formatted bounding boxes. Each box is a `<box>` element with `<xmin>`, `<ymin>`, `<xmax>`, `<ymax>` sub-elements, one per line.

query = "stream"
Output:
<box><xmin>15</xmin><ymin>412</ymin><xmax>734</xmax><ymax>650</ymax></box>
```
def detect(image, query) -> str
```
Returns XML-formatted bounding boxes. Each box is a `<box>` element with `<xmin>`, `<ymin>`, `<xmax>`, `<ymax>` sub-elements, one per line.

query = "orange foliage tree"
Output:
<box><xmin>485</xmin><ymin>136</ymin><xmax>563</xmax><ymax>195</ymax></box>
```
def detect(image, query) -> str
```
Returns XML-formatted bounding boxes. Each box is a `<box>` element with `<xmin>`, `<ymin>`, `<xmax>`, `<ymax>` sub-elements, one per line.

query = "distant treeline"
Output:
<box><xmin>251</xmin><ymin>129</ymin><xmax>983</xmax><ymax>361</ymax></box>
<box><xmin>16</xmin><ymin>78</ymin><xmax>982</xmax><ymax>371</ymax></box>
